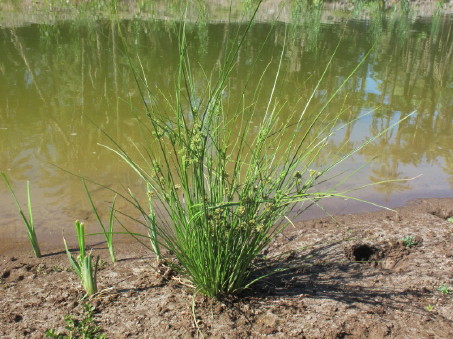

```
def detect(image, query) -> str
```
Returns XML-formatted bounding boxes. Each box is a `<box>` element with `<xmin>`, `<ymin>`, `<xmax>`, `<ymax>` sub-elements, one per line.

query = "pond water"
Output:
<box><xmin>1</xmin><ymin>2</ymin><xmax>452</xmax><ymax>251</ymax></box>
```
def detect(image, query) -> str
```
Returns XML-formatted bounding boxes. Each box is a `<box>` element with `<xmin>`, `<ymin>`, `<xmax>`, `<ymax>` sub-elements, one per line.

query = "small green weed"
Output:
<box><xmin>45</xmin><ymin>303</ymin><xmax>105</xmax><ymax>339</ymax></box>
<box><xmin>51</xmin><ymin>265</ymin><xmax>70</xmax><ymax>273</ymax></box>
<box><xmin>64</xmin><ymin>221</ymin><xmax>99</xmax><ymax>296</ymax></box>
<box><xmin>35</xmin><ymin>264</ymin><xmax>47</xmax><ymax>274</ymax></box>
<box><xmin>97</xmin><ymin>258</ymin><xmax>108</xmax><ymax>271</ymax></box>
<box><xmin>447</xmin><ymin>217</ymin><xmax>453</xmax><ymax>223</ymax></box>
<box><xmin>1</xmin><ymin>173</ymin><xmax>41</xmax><ymax>257</ymax></box>
<box><xmin>402</xmin><ymin>235</ymin><xmax>418</xmax><ymax>248</ymax></box>
<box><xmin>425</xmin><ymin>304</ymin><xmax>434</xmax><ymax>312</ymax></box>
<box><xmin>436</xmin><ymin>284</ymin><xmax>452</xmax><ymax>295</ymax></box>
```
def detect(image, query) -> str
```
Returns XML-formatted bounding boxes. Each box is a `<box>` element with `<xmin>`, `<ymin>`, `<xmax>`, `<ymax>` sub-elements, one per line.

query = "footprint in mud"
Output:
<box><xmin>345</xmin><ymin>238</ymin><xmax>423</xmax><ymax>271</ymax></box>
<box><xmin>5</xmin><ymin>313</ymin><xmax>23</xmax><ymax>323</ymax></box>
<box><xmin>1</xmin><ymin>263</ymin><xmax>34</xmax><ymax>283</ymax></box>
<box><xmin>429</xmin><ymin>207</ymin><xmax>453</xmax><ymax>220</ymax></box>
<box><xmin>2</xmin><ymin>269</ymin><xmax>10</xmax><ymax>279</ymax></box>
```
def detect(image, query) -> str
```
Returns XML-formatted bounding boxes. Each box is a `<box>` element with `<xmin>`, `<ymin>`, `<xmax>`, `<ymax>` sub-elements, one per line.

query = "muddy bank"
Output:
<box><xmin>1</xmin><ymin>197</ymin><xmax>452</xmax><ymax>338</ymax></box>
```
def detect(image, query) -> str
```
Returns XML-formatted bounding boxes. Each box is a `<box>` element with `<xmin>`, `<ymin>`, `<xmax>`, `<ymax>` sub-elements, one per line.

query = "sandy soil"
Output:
<box><xmin>1</xmin><ymin>198</ymin><xmax>452</xmax><ymax>338</ymax></box>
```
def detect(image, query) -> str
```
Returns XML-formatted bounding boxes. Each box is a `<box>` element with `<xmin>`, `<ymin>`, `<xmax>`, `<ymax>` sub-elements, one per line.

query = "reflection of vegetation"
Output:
<box><xmin>287</xmin><ymin>0</ymin><xmax>324</xmax><ymax>54</ymax></box>
<box><xmin>369</xmin><ymin>164</ymin><xmax>412</xmax><ymax>199</ymax></box>
<box><xmin>2</xmin><ymin>1</ymin><xmax>452</xmax><ymax>27</ymax></box>
<box><xmin>0</xmin><ymin>2</ymin><xmax>452</xmax><ymax>214</ymax></box>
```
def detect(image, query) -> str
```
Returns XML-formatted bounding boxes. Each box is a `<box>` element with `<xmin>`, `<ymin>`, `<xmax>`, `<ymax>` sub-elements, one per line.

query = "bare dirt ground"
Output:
<box><xmin>1</xmin><ymin>198</ymin><xmax>452</xmax><ymax>338</ymax></box>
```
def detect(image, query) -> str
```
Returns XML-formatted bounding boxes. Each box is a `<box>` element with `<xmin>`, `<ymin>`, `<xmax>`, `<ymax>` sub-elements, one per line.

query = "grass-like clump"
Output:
<box><xmin>1</xmin><ymin>172</ymin><xmax>41</xmax><ymax>258</ymax></box>
<box><xmin>96</xmin><ymin>3</ymin><xmax>412</xmax><ymax>298</ymax></box>
<box><xmin>46</xmin><ymin>303</ymin><xmax>105</xmax><ymax>339</ymax></box>
<box><xmin>436</xmin><ymin>284</ymin><xmax>452</xmax><ymax>295</ymax></box>
<box><xmin>402</xmin><ymin>235</ymin><xmax>418</xmax><ymax>248</ymax></box>
<box><xmin>64</xmin><ymin>220</ymin><xmax>99</xmax><ymax>297</ymax></box>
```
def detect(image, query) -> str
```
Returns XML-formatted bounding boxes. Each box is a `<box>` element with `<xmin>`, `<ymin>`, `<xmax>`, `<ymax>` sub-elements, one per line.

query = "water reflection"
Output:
<box><xmin>0</xmin><ymin>6</ymin><xmax>452</xmax><ymax>247</ymax></box>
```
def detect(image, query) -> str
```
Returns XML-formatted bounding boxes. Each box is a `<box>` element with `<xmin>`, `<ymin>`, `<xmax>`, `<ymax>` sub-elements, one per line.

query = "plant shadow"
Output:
<box><xmin>236</xmin><ymin>240</ymin><xmax>428</xmax><ymax>314</ymax></box>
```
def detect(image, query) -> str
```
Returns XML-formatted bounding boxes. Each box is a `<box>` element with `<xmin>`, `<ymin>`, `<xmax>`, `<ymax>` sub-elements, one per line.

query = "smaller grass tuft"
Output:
<box><xmin>436</xmin><ymin>284</ymin><xmax>452</xmax><ymax>295</ymax></box>
<box><xmin>401</xmin><ymin>235</ymin><xmax>418</xmax><ymax>248</ymax></box>
<box><xmin>64</xmin><ymin>221</ymin><xmax>99</xmax><ymax>297</ymax></box>
<box><xmin>1</xmin><ymin>173</ymin><xmax>41</xmax><ymax>258</ymax></box>
<box><xmin>425</xmin><ymin>304</ymin><xmax>434</xmax><ymax>312</ymax></box>
<box><xmin>45</xmin><ymin>303</ymin><xmax>105</xmax><ymax>339</ymax></box>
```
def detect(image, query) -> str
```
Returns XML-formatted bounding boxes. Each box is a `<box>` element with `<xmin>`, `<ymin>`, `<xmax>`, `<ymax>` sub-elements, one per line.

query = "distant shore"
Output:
<box><xmin>1</xmin><ymin>0</ymin><xmax>452</xmax><ymax>28</ymax></box>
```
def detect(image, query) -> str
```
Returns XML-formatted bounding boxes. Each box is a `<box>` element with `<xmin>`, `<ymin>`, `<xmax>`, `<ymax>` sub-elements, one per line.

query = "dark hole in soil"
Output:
<box><xmin>352</xmin><ymin>244</ymin><xmax>375</xmax><ymax>262</ymax></box>
<box><xmin>2</xmin><ymin>270</ymin><xmax>10</xmax><ymax>279</ymax></box>
<box><xmin>429</xmin><ymin>209</ymin><xmax>453</xmax><ymax>220</ymax></box>
<box><xmin>14</xmin><ymin>314</ymin><xmax>23</xmax><ymax>322</ymax></box>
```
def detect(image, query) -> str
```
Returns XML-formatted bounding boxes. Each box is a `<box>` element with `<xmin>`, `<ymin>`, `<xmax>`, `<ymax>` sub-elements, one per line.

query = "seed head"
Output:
<box><xmin>237</xmin><ymin>206</ymin><xmax>246</xmax><ymax>216</ymax></box>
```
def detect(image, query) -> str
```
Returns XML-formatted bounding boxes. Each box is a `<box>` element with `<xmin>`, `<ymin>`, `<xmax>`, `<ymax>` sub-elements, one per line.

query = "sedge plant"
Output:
<box><xmin>146</xmin><ymin>182</ymin><xmax>161</xmax><ymax>260</ymax></box>
<box><xmin>1</xmin><ymin>173</ymin><xmax>41</xmax><ymax>258</ymax></box>
<box><xmin>98</xmin><ymin>3</ymin><xmax>413</xmax><ymax>298</ymax></box>
<box><xmin>64</xmin><ymin>220</ymin><xmax>99</xmax><ymax>297</ymax></box>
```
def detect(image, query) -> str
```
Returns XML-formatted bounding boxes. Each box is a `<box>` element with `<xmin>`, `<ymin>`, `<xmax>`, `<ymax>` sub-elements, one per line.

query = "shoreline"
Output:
<box><xmin>2</xmin><ymin>196</ymin><xmax>451</xmax><ymax>257</ymax></box>
<box><xmin>1</xmin><ymin>197</ymin><xmax>452</xmax><ymax>337</ymax></box>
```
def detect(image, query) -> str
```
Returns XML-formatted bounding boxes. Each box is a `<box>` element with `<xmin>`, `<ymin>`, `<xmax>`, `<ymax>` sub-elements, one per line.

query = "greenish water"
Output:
<box><xmin>1</xmin><ymin>8</ymin><xmax>452</xmax><ymax>250</ymax></box>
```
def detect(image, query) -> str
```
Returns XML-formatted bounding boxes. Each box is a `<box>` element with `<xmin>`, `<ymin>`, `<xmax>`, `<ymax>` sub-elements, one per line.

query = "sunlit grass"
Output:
<box><xmin>82</xmin><ymin>179</ymin><xmax>116</xmax><ymax>263</ymax></box>
<box><xmin>93</xmin><ymin>3</ymin><xmax>413</xmax><ymax>298</ymax></box>
<box><xmin>64</xmin><ymin>220</ymin><xmax>99</xmax><ymax>297</ymax></box>
<box><xmin>1</xmin><ymin>173</ymin><xmax>41</xmax><ymax>258</ymax></box>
